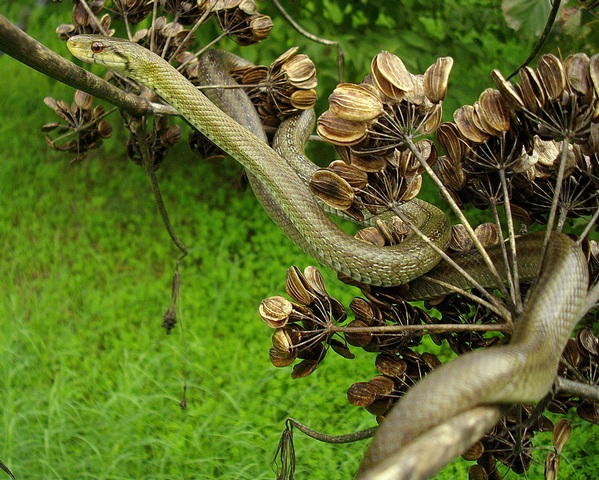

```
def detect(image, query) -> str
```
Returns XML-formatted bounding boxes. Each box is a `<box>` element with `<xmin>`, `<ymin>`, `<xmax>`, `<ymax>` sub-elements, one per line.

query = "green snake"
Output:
<box><xmin>66</xmin><ymin>35</ymin><xmax>590</xmax><ymax>479</ymax></box>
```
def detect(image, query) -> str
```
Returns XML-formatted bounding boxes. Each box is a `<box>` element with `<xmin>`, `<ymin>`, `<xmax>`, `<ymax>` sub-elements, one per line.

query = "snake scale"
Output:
<box><xmin>67</xmin><ymin>35</ymin><xmax>590</xmax><ymax>479</ymax></box>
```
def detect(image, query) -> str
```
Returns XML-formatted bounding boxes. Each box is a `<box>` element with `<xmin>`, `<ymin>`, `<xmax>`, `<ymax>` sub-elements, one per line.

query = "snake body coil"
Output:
<box><xmin>66</xmin><ymin>35</ymin><xmax>450</xmax><ymax>287</ymax></box>
<box><xmin>67</xmin><ymin>35</ymin><xmax>590</xmax><ymax>479</ymax></box>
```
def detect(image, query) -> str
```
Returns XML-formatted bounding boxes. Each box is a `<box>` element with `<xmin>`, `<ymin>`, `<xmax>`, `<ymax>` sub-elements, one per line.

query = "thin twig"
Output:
<box><xmin>329</xmin><ymin>322</ymin><xmax>511</xmax><ymax>335</ymax></box>
<box><xmin>556</xmin><ymin>377</ymin><xmax>599</xmax><ymax>402</ymax></box>
<box><xmin>0</xmin><ymin>14</ymin><xmax>148</xmax><ymax>117</ymax></box>
<box><xmin>129</xmin><ymin>118</ymin><xmax>189</xmax><ymax>257</ymax></box>
<box><xmin>271</xmin><ymin>0</ymin><xmax>344</xmax><ymax>82</ymax></box>
<box><xmin>506</xmin><ymin>0</ymin><xmax>562</xmax><ymax>80</ymax></box>
<box><xmin>404</xmin><ymin>135</ymin><xmax>514</xmax><ymax>314</ymax></box>
<box><xmin>286</xmin><ymin>418</ymin><xmax>377</xmax><ymax>444</ymax></box>
<box><xmin>391</xmin><ymin>204</ymin><xmax>513</xmax><ymax>322</ymax></box>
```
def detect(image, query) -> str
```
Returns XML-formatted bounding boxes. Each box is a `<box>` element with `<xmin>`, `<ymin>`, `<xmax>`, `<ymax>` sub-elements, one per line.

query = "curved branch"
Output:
<box><xmin>0</xmin><ymin>14</ymin><xmax>148</xmax><ymax>117</ymax></box>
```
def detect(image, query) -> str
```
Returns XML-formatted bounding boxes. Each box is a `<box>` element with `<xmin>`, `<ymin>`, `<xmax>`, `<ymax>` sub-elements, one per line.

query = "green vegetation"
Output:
<box><xmin>0</xmin><ymin>1</ymin><xmax>597</xmax><ymax>479</ymax></box>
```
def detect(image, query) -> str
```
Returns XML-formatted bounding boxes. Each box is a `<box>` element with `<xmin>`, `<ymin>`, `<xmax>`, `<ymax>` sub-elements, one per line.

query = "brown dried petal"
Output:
<box><xmin>269</xmin><ymin>347</ymin><xmax>297</xmax><ymax>367</ymax></box>
<box><xmin>537</xmin><ymin>54</ymin><xmax>565</xmax><ymax>101</ymax></box>
<box><xmin>449</xmin><ymin>224</ymin><xmax>474</xmax><ymax>252</ymax></box>
<box><xmin>437</xmin><ymin>122</ymin><xmax>467</xmax><ymax>164</ymax></box>
<box><xmin>272</xmin><ymin>327</ymin><xmax>294</xmax><ymax>353</ymax></box>
<box><xmin>477</xmin><ymin>88</ymin><xmax>511</xmax><ymax>134</ymax></box>
<box><xmin>461</xmin><ymin>441</ymin><xmax>485</xmax><ymax>461</ymax></box>
<box><xmin>436</xmin><ymin>155</ymin><xmax>466</xmax><ymax>191</ymax></box>
<box><xmin>330</xmin><ymin>338</ymin><xmax>355</xmax><ymax>359</ymax></box>
<box><xmin>285</xmin><ymin>266</ymin><xmax>314</xmax><ymax>305</ymax></box>
<box><xmin>350</xmin><ymin>297</ymin><xmax>375</xmax><ymax>324</ymax></box>
<box><xmin>249</xmin><ymin>14</ymin><xmax>273</xmax><ymax>41</ymax></box>
<box><xmin>329</xmin><ymin>83</ymin><xmax>384</xmax><ymax>122</ymax></box>
<box><xmin>303</xmin><ymin>266</ymin><xmax>328</xmax><ymax>298</ymax></box>
<box><xmin>369</xmin><ymin>375</ymin><xmax>395</xmax><ymax>396</ymax></box>
<box><xmin>328</xmin><ymin>160</ymin><xmax>368</xmax><ymax>189</ymax></box>
<box><xmin>375</xmin><ymin>354</ymin><xmax>407</xmax><ymax>377</ymax></box>
<box><xmin>577</xmin><ymin>327</ymin><xmax>599</xmax><ymax>356</ymax></box>
<box><xmin>290</xmin><ymin>89</ymin><xmax>317</xmax><ymax>110</ymax></box>
<box><xmin>291</xmin><ymin>358</ymin><xmax>320</xmax><ymax>378</ymax></box>
<box><xmin>552</xmin><ymin>419</ymin><xmax>572</xmax><ymax>454</ymax></box>
<box><xmin>97</xmin><ymin>119</ymin><xmax>113</xmax><ymax>138</ymax></box>
<box><xmin>474</xmin><ymin>222</ymin><xmax>499</xmax><ymax>247</ymax></box>
<box><xmin>423</xmin><ymin>56</ymin><xmax>453</xmax><ymax>103</ymax></box>
<box><xmin>355</xmin><ymin>227</ymin><xmax>386</xmax><ymax>247</ymax></box>
<box><xmin>577</xmin><ymin>402</ymin><xmax>599</xmax><ymax>424</ymax></box>
<box><xmin>519</xmin><ymin>66</ymin><xmax>546</xmax><ymax>113</ymax></box>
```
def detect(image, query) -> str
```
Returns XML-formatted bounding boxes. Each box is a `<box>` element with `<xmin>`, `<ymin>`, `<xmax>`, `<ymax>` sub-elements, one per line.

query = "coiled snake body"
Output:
<box><xmin>67</xmin><ymin>35</ymin><xmax>590</xmax><ymax>479</ymax></box>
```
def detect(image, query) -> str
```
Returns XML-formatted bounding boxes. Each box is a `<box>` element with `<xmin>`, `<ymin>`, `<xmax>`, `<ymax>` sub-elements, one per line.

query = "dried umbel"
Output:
<box><xmin>56</xmin><ymin>0</ymin><xmax>113</xmax><ymax>39</ymax></box>
<box><xmin>125</xmin><ymin>115</ymin><xmax>182</xmax><ymax>170</ymax></box>
<box><xmin>230</xmin><ymin>47</ymin><xmax>318</xmax><ymax>125</ymax></box>
<box><xmin>434</xmin><ymin>54</ymin><xmax>599</xmax><ymax>222</ymax></box>
<box><xmin>347</xmin><ymin>350</ymin><xmax>440</xmax><ymax>418</ymax></box>
<box><xmin>316</xmin><ymin>52</ymin><xmax>451</xmax><ymax>214</ymax></box>
<box><xmin>113</xmin><ymin>0</ymin><xmax>154</xmax><ymax>25</ymax></box>
<box><xmin>213</xmin><ymin>0</ymin><xmax>273</xmax><ymax>46</ymax></box>
<box><xmin>259</xmin><ymin>266</ymin><xmax>350</xmax><ymax>378</ymax></box>
<box><xmin>43</xmin><ymin>90</ymin><xmax>113</xmax><ymax>161</ymax></box>
<box><xmin>131</xmin><ymin>16</ymin><xmax>195</xmax><ymax>60</ymax></box>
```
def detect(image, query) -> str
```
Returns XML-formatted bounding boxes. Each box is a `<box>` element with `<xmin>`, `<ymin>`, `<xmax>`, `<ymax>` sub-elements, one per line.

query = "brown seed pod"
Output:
<box><xmin>310</xmin><ymin>169</ymin><xmax>355</xmax><ymax>210</ymax></box>
<box><xmin>371</xmin><ymin>51</ymin><xmax>414</xmax><ymax>101</ymax></box>
<box><xmin>537</xmin><ymin>54</ymin><xmax>565</xmax><ymax>101</ymax></box>
<box><xmin>564</xmin><ymin>53</ymin><xmax>592</xmax><ymax>97</ymax></box>
<box><xmin>368</xmin><ymin>375</ymin><xmax>395</xmax><ymax>396</ymax></box>
<box><xmin>454</xmin><ymin>105</ymin><xmax>490</xmax><ymax>144</ymax></box>
<box><xmin>259</xmin><ymin>296</ymin><xmax>293</xmax><ymax>328</ymax></box>
<box><xmin>347</xmin><ymin>381</ymin><xmax>378</xmax><ymax>407</ymax></box>
<box><xmin>316</xmin><ymin>110</ymin><xmax>368</xmax><ymax>146</ymax></box>
<box><xmin>285</xmin><ymin>266</ymin><xmax>314</xmax><ymax>305</ymax></box>
<box><xmin>375</xmin><ymin>353</ymin><xmax>407</xmax><ymax>378</ymax></box>
<box><xmin>269</xmin><ymin>346</ymin><xmax>297</xmax><ymax>367</ymax></box>
<box><xmin>329</xmin><ymin>83</ymin><xmax>383</xmax><ymax>122</ymax></box>
<box><xmin>492</xmin><ymin>69</ymin><xmax>526</xmax><ymax>111</ymax></box>
<box><xmin>423</xmin><ymin>56</ymin><xmax>454</xmax><ymax>104</ymax></box>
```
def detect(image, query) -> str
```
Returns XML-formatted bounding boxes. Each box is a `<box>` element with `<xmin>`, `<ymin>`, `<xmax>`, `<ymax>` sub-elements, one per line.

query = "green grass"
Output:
<box><xmin>0</xmin><ymin>5</ymin><xmax>378</xmax><ymax>479</ymax></box>
<box><xmin>0</xmin><ymin>2</ymin><xmax>597</xmax><ymax>479</ymax></box>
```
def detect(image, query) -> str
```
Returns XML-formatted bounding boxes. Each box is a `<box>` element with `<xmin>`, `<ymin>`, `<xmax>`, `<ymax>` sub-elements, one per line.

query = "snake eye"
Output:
<box><xmin>91</xmin><ymin>42</ymin><xmax>104</xmax><ymax>53</ymax></box>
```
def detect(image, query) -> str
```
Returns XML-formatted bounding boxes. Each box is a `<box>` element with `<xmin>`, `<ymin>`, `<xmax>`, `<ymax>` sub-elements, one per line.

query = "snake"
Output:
<box><xmin>66</xmin><ymin>35</ymin><xmax>590</xmax><ymax>479</ymax></box>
